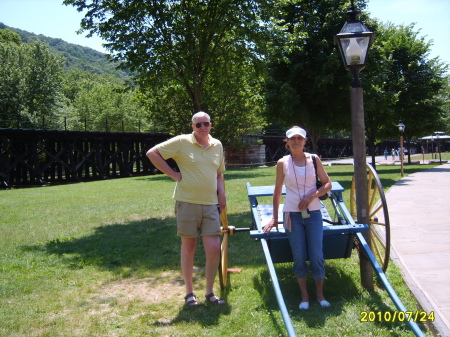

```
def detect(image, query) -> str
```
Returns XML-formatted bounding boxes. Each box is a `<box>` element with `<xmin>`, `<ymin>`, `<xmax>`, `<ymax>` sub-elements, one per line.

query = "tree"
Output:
<box><xmin>264</xmin><ymin>0</ymin><xmax>365</xmax><ymax>152</ymax></box>
<box><xmin>64</xmin><ymin>0</ymin><xmax>269</xmax><ymax>141</ymax></box>
<box><xmin>0</xmin><ymin>31</ymin><xmax>26</xmax><ymax>127</ymax></box>
<box><xmin>60</xmin><ymin>70</ymin><xmax>148</xmax><ymax>132</ymax></box>
<box><xmin>138</xmin><ymin>56</ymin><xmax>267</xmax><ymax>145</ymax></box>
<box><xmin>443</xmin><ymin>76</ymin><xmax>450</xmax><ymax>134</ymax></box>
<box><xmin>375</xmin><ymin>23</ymin><xmax>448</xmax><ymax>162</ymax></box>
<box><xmin>0</xmin><ymin>30</ymin><xmax>64</xmax><ymax>128</ymax></box>
<box><xmin>25</xmin><ymin>43</ymin><xmax>64</xmax><ymax>119</ymax></box>
<box><xmin>362</xmin><ymin>20</ymin><xmax>400</xmax><ymax>166</ymax></box>
<box><xmin>0</xmin><ymin>28</ymin><xmax>21</xmax><ymax>44</ymax></box>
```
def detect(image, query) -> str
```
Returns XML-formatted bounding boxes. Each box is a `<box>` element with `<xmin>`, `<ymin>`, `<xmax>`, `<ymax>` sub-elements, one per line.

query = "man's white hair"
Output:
<box><xmin>192</xmin><ymin>111</ymin><xmax>210</xmax><ymax>123</ymax></box>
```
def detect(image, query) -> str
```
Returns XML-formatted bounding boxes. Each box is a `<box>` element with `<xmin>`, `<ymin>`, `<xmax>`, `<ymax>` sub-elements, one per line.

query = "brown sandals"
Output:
<box><xmin>184</xmin><ymin>293</ymin><xmax>198</xmax><ymax>306</ymax></box>
<box><xmin>184</xmin><ymin>292</ymin><xmax>226</xmax><ymax>306</ymax></box>
<box><xmin>205</xmin><ymin>292</ymin><xmax>226</xmax><ymax>305</ymax></box>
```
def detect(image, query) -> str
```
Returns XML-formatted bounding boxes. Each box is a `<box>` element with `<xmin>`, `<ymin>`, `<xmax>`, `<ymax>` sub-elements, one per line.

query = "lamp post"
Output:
<box><xmin>397</xmin><ymin>122</ymin><xmax>405</xmax><ymax>177</ymax></box>
<box><xmin>335</xmin><ymin>0</ymin><xmax>374</xmax><ymax>290</ymax></box>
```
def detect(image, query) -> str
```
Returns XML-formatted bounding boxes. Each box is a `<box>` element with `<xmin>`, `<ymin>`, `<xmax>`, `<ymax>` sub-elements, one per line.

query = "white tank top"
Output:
<box><xmin>281</xmin><ymin>154</ymin><xmax>321</xmax><ymax>212</ymax></box>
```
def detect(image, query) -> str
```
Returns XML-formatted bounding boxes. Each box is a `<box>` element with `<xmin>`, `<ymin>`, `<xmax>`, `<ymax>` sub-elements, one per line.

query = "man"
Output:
<box><xmin>146</xmin><ymin>111</ymin><xmax>227</xmax><ymax>306</ymax></box>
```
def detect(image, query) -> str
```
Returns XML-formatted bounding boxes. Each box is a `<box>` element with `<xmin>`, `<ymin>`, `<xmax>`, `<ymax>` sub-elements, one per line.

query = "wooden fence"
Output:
<box><xmin>0</xmin><ymin>128</ymin><xmax>172</xmax><ymax>188</ymax></box>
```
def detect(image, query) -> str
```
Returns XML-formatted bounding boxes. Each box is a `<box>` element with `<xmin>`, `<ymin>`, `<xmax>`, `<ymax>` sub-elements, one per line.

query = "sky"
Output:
<box><xmin>0</xmin><ymin>0</ymin><xmax>449</xmax><ymax>68</ymax></box>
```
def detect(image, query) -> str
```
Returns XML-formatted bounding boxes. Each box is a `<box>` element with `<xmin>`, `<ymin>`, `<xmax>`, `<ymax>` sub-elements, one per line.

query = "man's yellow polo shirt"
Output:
<box><xmin>156</xmin><ymin>132</ymin><xmax>225</xmax><ymax>205</ymax></box>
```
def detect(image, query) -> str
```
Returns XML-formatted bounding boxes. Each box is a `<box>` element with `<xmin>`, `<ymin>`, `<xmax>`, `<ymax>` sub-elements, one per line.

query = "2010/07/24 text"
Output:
<box><xmin>360</xmin><ymin>311</ymin><xmax>435</xmax><ymax>323</ymax></box>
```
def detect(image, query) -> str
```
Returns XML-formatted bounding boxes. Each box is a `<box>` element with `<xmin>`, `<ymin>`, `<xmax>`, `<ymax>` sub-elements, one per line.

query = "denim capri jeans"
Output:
<box><xmin>285</xmin><ymin>210</ymin><xmax>325</xmax><ymax>280</ymax></box>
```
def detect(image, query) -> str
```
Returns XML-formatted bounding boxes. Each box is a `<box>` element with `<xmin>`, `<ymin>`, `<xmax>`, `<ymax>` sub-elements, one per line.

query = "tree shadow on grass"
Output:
<box><xmin>23</xmin><ymin>212</ymin><xmax>264</xmax><ymax>275</ymax></box>
<box><xmin>25</xmin><ymin>217</ymin><xmax>182</xmax><ymax>274</ymax></box>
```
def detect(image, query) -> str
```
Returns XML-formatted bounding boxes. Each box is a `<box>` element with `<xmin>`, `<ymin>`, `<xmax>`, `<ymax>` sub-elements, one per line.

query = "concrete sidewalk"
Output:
<box><xmin>385</xmin><ymin>163</ymin><xmax>450</xmax><ymax>337</ymax></box>
<box><xmin>321</xmin><ymin>156</ymin><xmax>450</xmax><ymax>336</ymax></box>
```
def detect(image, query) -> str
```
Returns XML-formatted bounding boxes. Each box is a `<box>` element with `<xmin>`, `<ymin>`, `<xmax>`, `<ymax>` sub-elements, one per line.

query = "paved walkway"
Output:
<box><xmin>385</xmin><ymin>162</ymin><xmax>450</xmax><ymax>337</ymax></box>
<box><xmin>323</xmin><ymin>156</ymin><xmax>450</xmax><ymax>337</ymax></box>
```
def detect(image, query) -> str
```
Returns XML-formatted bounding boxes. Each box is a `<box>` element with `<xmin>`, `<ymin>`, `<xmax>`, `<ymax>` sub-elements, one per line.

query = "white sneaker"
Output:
<box><xmin>299</xmin><ymin>301</ymin><xmax>309</xmax><ymax>310</ymax></box>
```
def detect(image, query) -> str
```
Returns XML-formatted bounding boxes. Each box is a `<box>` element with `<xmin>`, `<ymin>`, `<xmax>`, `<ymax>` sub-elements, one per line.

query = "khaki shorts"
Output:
<box><xmin>175</xmin><ymin>201</ymin><xmax>220</xmax><ymax>238</ymax></box>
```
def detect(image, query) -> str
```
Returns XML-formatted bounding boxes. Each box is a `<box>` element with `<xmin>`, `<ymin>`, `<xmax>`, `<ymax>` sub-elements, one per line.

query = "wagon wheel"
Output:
<box><xmin>350</xmin><ymin>163</ymin><xmax>391</xmax><ymax>271</ymax></box>
<box><xmin>218</xmin><ymin>206</ymin><xmax>229</xmax><ymax>289</ymax></box>
<box><xmin>218</xmin><ymin>174</ymin><xmax>229</xmax><ymax>289</ymax></box>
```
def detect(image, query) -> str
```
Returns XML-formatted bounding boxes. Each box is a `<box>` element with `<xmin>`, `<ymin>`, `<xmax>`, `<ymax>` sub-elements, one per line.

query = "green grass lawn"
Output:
<box><xmin>1</xmin><ymin>159</ymin><xmax>446</xmax><ymax>337</ymax></box>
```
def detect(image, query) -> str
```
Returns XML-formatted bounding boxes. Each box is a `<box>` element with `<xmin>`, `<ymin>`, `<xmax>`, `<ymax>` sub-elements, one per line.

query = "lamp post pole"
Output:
<box><xmin>335</xmin><ymin>1</ymin><xmax>374</xmax><ymax>290</ymax></box>
<box><xmin>397</xmin><ymin>122</ymin><xmax>405</xmax><ymax>177</ymax></box>
<box><xmin>400</xmin><ymin>134</ymin><xmax>404</xmax><ymax>176</ymax></box>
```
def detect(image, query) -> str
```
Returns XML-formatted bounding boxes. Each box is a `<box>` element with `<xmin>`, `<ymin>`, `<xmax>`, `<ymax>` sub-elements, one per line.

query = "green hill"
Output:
<box><xmin>0</xmin><ymin>23</ymin><xmax>130</xmax><ymax>80</ymax></box>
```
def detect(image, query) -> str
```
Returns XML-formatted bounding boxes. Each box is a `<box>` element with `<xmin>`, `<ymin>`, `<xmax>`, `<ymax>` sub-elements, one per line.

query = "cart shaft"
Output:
<box><xmin>356</xmin><ymin>232</ymin><xmax>425</xmax><ymax>337</ymax></box>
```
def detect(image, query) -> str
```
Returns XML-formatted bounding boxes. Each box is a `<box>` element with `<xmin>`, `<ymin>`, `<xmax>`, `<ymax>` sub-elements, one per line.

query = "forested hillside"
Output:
<box><xmin>0</xmin><ymin>23</ymin><xmax>129</xmax><ymax>80</ymax></box>
<box><xmin>0</xmin><ymin>25</ymin><xmax>148</xmax><ymax>132</ymax></box>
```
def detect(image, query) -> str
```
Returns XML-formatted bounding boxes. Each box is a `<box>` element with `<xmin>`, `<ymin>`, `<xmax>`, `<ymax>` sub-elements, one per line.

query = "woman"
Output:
<box><xmin>263</xmin><ymin>126</ymin><xmax>332</xmax><ymax>310</ymax></box>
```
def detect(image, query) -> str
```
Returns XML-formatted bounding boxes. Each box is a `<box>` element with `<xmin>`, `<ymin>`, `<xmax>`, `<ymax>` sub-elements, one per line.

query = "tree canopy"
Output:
<box><xmin>64</xmin><ymin>0</ymin><xmax>270</xmax><ymax>141</ymax></box>
<box><xmin>0</xmin><ymin>30</ymin><xmax>64</xmax><ymax>128</ymax></box>
<box><xmin>380</xmin><ymin>23</ymin><xmax>448</xmax><ymax>139</ymax></box>
<box><xmin>0</xmin><ymin>29</ymin><xmax>146</xmax><ymax>131</ymax></box>
<box><xmin>264</xmin><ymin>0</ymin><xmax>359</xmax><ymax>152</ymax></box>
<box><xmin>263</xmin><ymin>0</ymin><xmax>447</xmax><ymax>155</ymax></box>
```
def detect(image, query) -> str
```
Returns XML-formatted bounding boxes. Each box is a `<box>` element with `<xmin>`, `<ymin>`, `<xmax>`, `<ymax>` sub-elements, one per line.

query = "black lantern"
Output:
<box><xmin>335</xmin><ymin>1</ymin><xmax>374</xmax><ymax>87</ymax></box>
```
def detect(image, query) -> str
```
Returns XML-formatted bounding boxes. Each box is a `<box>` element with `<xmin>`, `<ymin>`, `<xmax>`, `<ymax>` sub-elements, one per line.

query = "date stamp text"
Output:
<box><xmin>360</xmin><ymin>311</ymin><xmax>435</xmax><ymax>323</ymax></box>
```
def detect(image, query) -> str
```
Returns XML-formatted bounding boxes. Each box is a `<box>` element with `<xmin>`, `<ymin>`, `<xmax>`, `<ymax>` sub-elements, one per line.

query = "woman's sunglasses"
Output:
<box><xmin>195</xmin><ymin>122</ymin><xmax>210</xmax><ymax>128</ymax></box>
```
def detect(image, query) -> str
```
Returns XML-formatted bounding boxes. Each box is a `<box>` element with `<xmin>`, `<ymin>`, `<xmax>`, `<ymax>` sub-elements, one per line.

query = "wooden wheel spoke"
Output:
<box><xmin>370</xmin><ymin>220</ymin><xmax>387</xmax><ymax>226</ymax></box>
<box><xmin>371</xmin><ymin>236</ymin><xmax>385</xmax><ymax>267</ymax></box>
<box><xmin>368</xmin><ymin>189</ymin><xmax>379</xmax><ymax>210</ymax></box>
<box><xmin>369</xmin><ymin>204</ymin><xmax>383</xmax><ymax>220</ymax></box>
<box><xmin>370</xmin><ymin>226</ymin><xmax>387</xmax><ymax>249</ymax></box>
<box><xmin>352</xmin><ymin>164</ymin><xmax>391</xmax><ymax>271</ymax></box>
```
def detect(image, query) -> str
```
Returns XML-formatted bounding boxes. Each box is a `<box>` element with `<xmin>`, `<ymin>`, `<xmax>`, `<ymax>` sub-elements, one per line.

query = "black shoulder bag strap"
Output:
<box><xmin>312</xmin><ymin>154</ymin><xmax>328</xmax><ymax>200</ymax></box>
<box><xmin>312</xmin><ymin>154</ymin><xmax>319</xmax><ymax>184</ymax></box>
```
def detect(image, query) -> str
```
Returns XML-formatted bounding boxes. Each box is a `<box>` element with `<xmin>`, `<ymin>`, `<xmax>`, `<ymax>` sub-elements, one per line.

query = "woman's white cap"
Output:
<box><xmin>286</xmin><ymin>127</ymin><xmax>306</xmax><ymax>139</ymax></box>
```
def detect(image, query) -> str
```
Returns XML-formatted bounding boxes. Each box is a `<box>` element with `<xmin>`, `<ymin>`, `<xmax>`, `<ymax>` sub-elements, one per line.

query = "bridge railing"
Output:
<box><xmin>0</xmin><ymin>128</ymin><xmax>172</xmax><ymax>188</ymax></box>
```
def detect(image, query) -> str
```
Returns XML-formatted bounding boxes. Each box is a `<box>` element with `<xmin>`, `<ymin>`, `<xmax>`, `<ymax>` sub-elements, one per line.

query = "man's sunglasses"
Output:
<box><xmin>195</xmin><ymin>121</ymin><xmax>210</xmax><ymax>128</ymax></box>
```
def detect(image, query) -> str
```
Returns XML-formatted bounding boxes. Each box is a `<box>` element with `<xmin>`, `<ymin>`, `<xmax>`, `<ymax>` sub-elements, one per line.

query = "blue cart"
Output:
<box><xmin>218</xmin><ymin>165</ymin><xmax>425</xmax><ymax>337</ymax></box>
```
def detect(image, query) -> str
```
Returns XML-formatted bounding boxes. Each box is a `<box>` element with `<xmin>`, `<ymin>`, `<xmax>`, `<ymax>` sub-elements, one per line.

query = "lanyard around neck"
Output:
<box><xmin>291</xmin><ymin>154</ymin><xmax>306</xmax><ymax>200</ymax></box>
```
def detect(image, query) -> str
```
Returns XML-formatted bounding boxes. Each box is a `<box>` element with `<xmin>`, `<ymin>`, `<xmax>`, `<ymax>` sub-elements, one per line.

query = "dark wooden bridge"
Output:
<box><xmin>0</xmin><ymin>128</ymin><xmax>171</xmax><ymax>188</ymax></box>
<box><xmin>0</xmin><ymin>128</ymin><xmax>358</xmax><ymax>189</ymax></box>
